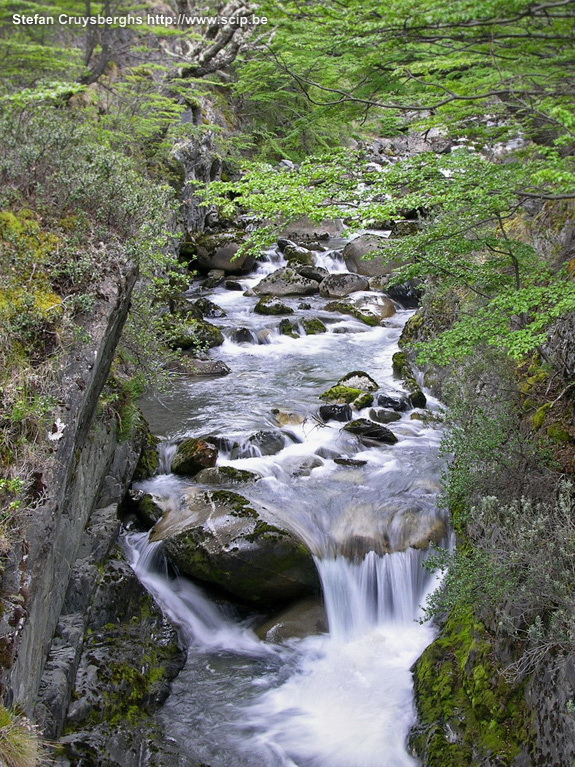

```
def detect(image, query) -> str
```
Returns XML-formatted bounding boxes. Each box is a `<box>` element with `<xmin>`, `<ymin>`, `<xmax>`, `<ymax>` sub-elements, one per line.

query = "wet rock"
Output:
<box><xmin>369</xmin><ymin>276</ymin><xmax>423</xmax><ymax>308</ymax></box>
<box><xmin>296</xmin><ymin>265</ymin><xmax>329</xmax><ymax>283</ymax></box>
<box><xmin>353</xmin><ymin>294</ymin><xmax>396</xmax><ymax>320</ymax></box>
<box><xmin>342</xmin><ymin>418</ymin><xmax>398</xmax><ymax>444</ymax></box>
<box><xmin>194</xmin><ymin>466</ymin><xmax>261</xmax><ymax>486</ymax></box>
<box><xmin>334</xmin><ymin>457</ymin><xmax>368</xmax><ymax>467</ymax></box>
<box><xmin>377</xmin><ymin>392</ymin><xmax>410</xmax><ymax>411</ymax></box>
<box><xmin>253</xmin><ymin>267</ymin><xmax>320</xmax><ymax>297</ymax></box>
<box><xmin>171</xmin><ymin>438</ymin><xmax>218</xmax><ymax>476</ymax></box>
<box><xmin>230</xmin><ymin>327</ymin><xmax>257</xmax><ymax>344</ymax></box>
<box><xmin>343</xmin><ymin>234</ymin><xmax>399</xmax><ymax>277</ymax></box>
<box><xmin>168</xmin><ymin>318</ymin><xmax>224</xmax><ymax>351</ymax></box>
<box><xmin>156</xmin><ymin>490</ymin><xmax>319</xmax><ymax>603</ymax></box>
<box><xmin>278</xmin><ymin>318</ymin><xmax>300</xmax><ymax>337</ymax></box>
<box><xmin>192</xmin><ymin>297</ymin><xmax>227</xmax><ymax>318</ymax></box>
<box><xmin>134</xmin><ymin>492</ymin><xmax>165</xmax><ymax>527</ymax></box>
<box><xmin>244</xmin><ymin>430</ymin><xmax>287</xmax><ymax>456</ymax></box>
<box><xmin>166</xmin><ymin>358</ymin><xmax>231</xmax><ymax>377</ymax></box>
<box><xmin>256</xmin><ymin>598</ymin><xmax>327</xmax><ymax>641</ymax></box>
<box><xmin>318</xmin><ymin>404</ymin><xmax>353</xmax><ymax>422</ymax></box>
<box><xmin>202</xmin><ymin>269</ymin><xmax>225</xmax><ymax>288</ymax></box>
<box><xmin>392</xmin><ymin>352</ymin><xmax>427</xmax><ymax>408</ymax></box>
<box><xmin>283</xmin><ymin>244</ymin><xmax>315</xmax><ymax>266</ymax></box>
<box><xmin>368</xmin><ymin>408</ymin><xmax>402</xmax><ymax>424</ymax></box>
<box><xmin>298</xmin><ymin>302</ymin><xmax>312</xmax><ymax>310</ymax></box>
<box><xmin>224</xmin><ymin>279</ymin><xmax>243</xmax><ymax>291</ymax></box>
<box><xmin>338</xmin><ymin>371</ymin><xmax>379</xmax><ymax>391</ymax></box>
<box><xmin>319</xmin><ymin>273</ymin><xmax>370</xmax><ymax>298</ymax></box>
<box><xmin>287</xmin><ymin>456</ymin><xmax>324</xmax><ymax>477</ymax></box>
<box><xmin>271</xmin><ymin>409</ymin><xmax>306</xmax><ymax>426</ymax></box>
<box><xmin>193</xmin><ymin>232</ymin><xmax>255</xmax><ymax>275</ymax></box>
<box><xmin>254</xmin><ymin>296</ymin><xmax>294</xmax><ymax>316</ymax></box>
<box><xmin>302</xmin><ymin>318</ymin><xmax>327</xmax><ymax>335</ymax></box>
<box><xmin>324</xmin><ymin>300</ymin><xmax>380</xmax><ymax>326</ymax></box>
<box><xmin>320</xmin><ymin>385</ymin><xmax>373</xmax><ymax>408</ymax></box>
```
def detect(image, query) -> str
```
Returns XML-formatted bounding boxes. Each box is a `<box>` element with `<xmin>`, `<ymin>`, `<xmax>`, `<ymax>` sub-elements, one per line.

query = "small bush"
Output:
<box><xmin>0</xmin><ymin>705</ymin><xmax>47</xmax><ymax>767</ymax></box>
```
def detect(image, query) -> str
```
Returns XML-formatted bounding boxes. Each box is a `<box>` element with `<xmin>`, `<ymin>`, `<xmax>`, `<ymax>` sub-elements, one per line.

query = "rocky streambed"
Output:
<box><xmin>126</xmin><ymin>233</ymin><xmax>449</xmax><ymax>767</ymax></box>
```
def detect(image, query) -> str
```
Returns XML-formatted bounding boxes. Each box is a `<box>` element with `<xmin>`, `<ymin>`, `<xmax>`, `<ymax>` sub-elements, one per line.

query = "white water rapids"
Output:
<box><xmin>125</xmin><ymin>242</ymin><xmax>448</xmax><ymax>767</ymax></box>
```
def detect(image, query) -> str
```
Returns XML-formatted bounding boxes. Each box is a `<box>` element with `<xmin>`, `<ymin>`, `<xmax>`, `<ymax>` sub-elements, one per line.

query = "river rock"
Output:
<box><xmin>155</xmin><ymin>490</ymin><xmax>319</xmax><ymax>603</ymax></box>
<box><xmin>343</xmin><ymin>234</ymin><xmax>400</xmax><ymax>277</ymax></box>
<box><xmin>278</xmin><ymin>318</ymin><xmax>300</xmax><ymax>337</ymax></box>
<box><xmin>253</xmin><ymin>267</ymin><xmax>320</xmax><ymax>297</ymax></box>
<box><xmin>254</xmin><ymin>296</ymin><xmax>294</xmax><ymax>316</ymax></box>
<box><xmin>320</xmin><ymin>386</ymin><xmax>374</xmax><ymax>408</ymax></box>
<box><xmin>319</xmin><ymin>273</ymin><xmax>370</xmax><ymax>298</ymax></box>
<box><xmin>302</xmin><ymin>318</ymin><xmax>327</xmax><ymax>335</ymax></box>
<box><xmin>194</xmin><ymin>466</ymin><xmax>261</xmax><ymax>485</ymax></box>
<box><xmin>377</xmin><ymin>392</ymin><xmax>410</xmax><ymax>411</ymax></box>
<box><xmin>296</xmin><ymin>265</ymin><xmax>329</xmax><ymax>283</ymax></box>
<box><xmin>338</xmin><ymin>371</ymin><xmax>379</xmax><ymax>391</ymax></box>
<box><xmin>202</xmin><ymin>269</ymin><xmax>225</xmax><ymax>288</ymax></box>
<box><xmin>134</xmin><ymin>492</ymin><xmax>165</xmax><ymax>527</ymax></box>
<box><xmin>165</xmin><ymin>358</ymin><xmax>231</xmax><ymax>377</ymax></box>
<box><xmin>193</xmin><ymin>297</ymin><xmax>227</xmax><ymax>318</ymax></box>
<box><xmin>342</xmin><ymin>418</ymin><xmax>398</xmax><ymax>444</ymax></box>
<box><xmin>324</xmin><ymin>300</ymin><xmax>380</xmax><ymax>326</ymax></box>
<box><xmin>193</xmin><ymin>232</ymin><xmax>255</xmax><ymax>274</ymax></box>
<box><xmin>256</xmin><ymin>598</ymin><xmax>327</xmax><ymax>641</ymax></box>
<box><xmin>368</xmin><ymin>408</ymin><xmax>402</xmax><ymax>424</ymax></box>
<box><xmin>224</xmin><ymin>279</ymin><xmax>243</xmax><ymax>291</ymax></box>
<box><xmin>334</xmin><ymin>457</ymin><xmax>368</xmax><ymax>467</ymax></box>
<box><xmin>318</xmin><ymin>404</ymin><xmax>353</xmax><ymax>422</ymax></box>
<box><xmin>168</xmin><ymin>318</ymin><xmax>224</xmax><ymax>351</ymax></box>
<box><xmin>230</xmin><ymin>327</ymin><xmax>257</xmax><ymax>344</ymax></box>
<box><xmin>369</xmin><ymin>276</ymin><xmax>423</xmax><ymax>308</ymax></box>
<box><xmin>244</xmin><ymin>430</ymin><xmax>287</xmax><ymax>456</ymax></box>
<box><xmin>392</xmin><ymin>352</ymin><xmax>427</xmax><ymax>408</ymax></box>
<box><xmin>353</xmin><ymin>294</ymin><xmax>396</xmax><ymax>320</ymax></box>
<box><xmin>171</xmin><ymin>438</ymin><xmax>218</xmax><ymax>476</ymax></box>
<box><xmin>279</xmin><ymin>216</ymin><xmax>344</xmax><ymax>243</ymax></box>
<box><xmin>283</xmin><ymin>244</ymin><xmax>315</xmax><ymax>266</ymax></box>
<box><xmin>271</xmin><ymin>409</ymin><xmax>306</xmax><ymax>426</ymax></box>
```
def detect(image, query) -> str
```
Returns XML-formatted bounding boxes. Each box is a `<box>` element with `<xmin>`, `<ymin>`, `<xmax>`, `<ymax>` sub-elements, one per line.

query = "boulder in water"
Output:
<box><xmin>193</xmin><ymin>232</ymin><xmax>255</xmax><ymax>275</ymax></box>
<box><xmin>253</xmin><ymin>267</ymin><xmax>319</xmax><ymax>297</ymax></box>
<box><xmin>319</xmin><ymin>404</ymin><xmax>353</xmax><ymax>422</ymax></box>
<box><xmin>256</xmin><ymin>598</ymin><xmax>327</xmax><ymax>641</ymax></box>
<box><xmin>392</xmin><ymin>352</ymin><xmax>427</xmax><ymax>408</ymax></box>
<box><xmin>353</xmin><ymin>294</ymin><xmax>396</xmax><ymax>320</ymax></box>
<box><xmin>319</xmin><ymin>273</ymin><xmax>369</xmax><ymax>298</ymax></box>
<box><xmin>283</xmin><ymin>243</ymin><xmax>315</xmax><ymax>266</ymax></box>
<box><xmin>193</xmin><ymin>297</ymin><xmax>227</xmax><ymax>318</ymax></box>
<box><xmin>296</xmin><ymin>265</ymin><xmax>329</xmax><ymax>283</ymax></box>
<box><xmin>377</xmin><ymin>392</ymin><xmax>410</xmax><ymax>411</ymax></box>
<box><xmin>343</xmin><ymin>234</ymin><xmax>399</xmax><ymax>277</ymax></box>
<box><xmin>254</xmin><ymin>296</ymin><xmax>294</xmax><ymax>316</ymax></box>
<box><xmin>155</xmin><ymin>490</ymin><xmax>319</xmax><ymax>603</ymax></box>
<box><xmin>342</xmin><ymin>418</ymin><xmax>398</xmax><ymax>444</ymax></box>
<box><xmin>271</xmin><ymin>409</ymin><xmax>306</xmax><ymax>426</ymax></box>
<box><xmin>230</xmin><ymin>327</ymin><xmax>257</xmax><ymax>344</ymax></box>
<box><xmin>368</xmin><ymin>408</ymin><xmax>402</xmax><ymax>424</ymax></box>
<box><xmin>194</xmin><ymin>466</ymin><xmax>261</xmax><ymax>486</ymax></box>
<box><xmin>224</xmin><ymin>279</ymin><xmax>243</xmax><ymax>291</ymax></box>
<box><xmin>319</xmin><ymin>385</ymin><xmax>373</xmax><ymax>408</ymax></box>
<box><xmin>324</xmin><ymin>300</ymin><xmax>380</xmax><ymax>326</ymax></box>
<box><xmin>168</xmin><ymin>318</ymin><xmax>224</xmax><ymax>352</ymax></box>
<box><xmin>202</xmin><ymin>269</ymin><xmax>225</xmax><ymax>289</ymax></box>
<box><xmin>243</xmin><ymin>430</ymin><xmax>287</xmax><ymax>456</ymax></box>
<box><xmin>337</xmin><ymin>370</ymin><xmax>379</xmax><ymax>391</ymax></box>
<box><xmin>171</xmin><ymin>438</ymin><xmax>218</xmax><ymax>476</ymax></box>
<box><xmin>278</xmin><ymin>318</ymin><xmax>300</xmax><ymax>337</ymax></box>
<box><xmin>302</xmin><ymin>318</ymin><xmax>327</xmax><ymax>335</ymax></box>
<box><xmin>369</xmin><ymin>276</ymin><xmax>423</xmax><ymax>308</ymax></box>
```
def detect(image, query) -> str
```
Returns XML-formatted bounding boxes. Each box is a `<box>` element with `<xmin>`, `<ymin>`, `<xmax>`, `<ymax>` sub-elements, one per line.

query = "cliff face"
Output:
<box><xmin>1</xmin><ymin>266</ymin><xmax>138</xmax><ymax>709</ymax></box>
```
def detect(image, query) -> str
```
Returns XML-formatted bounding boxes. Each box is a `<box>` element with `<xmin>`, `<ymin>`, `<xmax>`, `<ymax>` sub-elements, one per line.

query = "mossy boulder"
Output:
<box><xmin>132</xmin><ymin>418</ymin><xmax>159</xmax><ymax>481</ymax></box>
<box><xmin>135</xmin><ymin>493</ymin><xmax>165</xmax><ymax>527</ymax></box>
<box><xmin>368</xmin><ymin>408</ymin><xmax>402</xmax><ymax>424</ymax></box>
<box><xmin>398</xmin><ymin>311</ymin><xmax>426</xmax><ymax>348</ymax></box>
<box><xmin>154</xmin><ymin>490</ymin><xmax>319</xmax><ymax>603</ymax></box>
<box><xmin>191</xmin><ymin>232</ymin><xmax>255</xmax><ymax>275</ymax></box>
<box><xmin>171</xmin><ymin>438</ymin><xmax>218</xmax><ymax>476</ymax></box>
<box><xmin>193</xmin><ymin>297</ymin><xmax>227</xmax><ymax>318</ymax></box>
<box><xmin>194</xmin><ymin>466</ymin><xmax>261</xmax><ymax>485</ymax></box>
<box><xmin>338</xmin><ymin>370</ymin><xmax>379</xmax><ymax>391</ymax></box>
<box><xmin>283</xmin><ymin>244</ymin><xmax>315</xmax><ymax>265</ymax></box>
<box><xmin>278</xmin><ymin>318</ymin><xmax>300</xmax><ymax>337</ymax></box>
<box><xmin>302</xmin><ymin>318</ymin><xmax>327</xmax><ymax>335</ymax></box>
<box><xmin>254</xmin><ymin>296</ymin><xmax>294</xmax><ymax>316</ymax></box>
<box><xmin>253</xmin><ymin>267</ymin><xmax>319</xmax><ymax>297</ymax></box>
<box><xmin>320</xmin><ymin>385</ymin><xmax>364</xmax><ymax>404</ymax></box>
<box><xmin>411</xmin><ymin>611</ymin><xmax>530</xmax><ymax>767</ymax></box>
<box><xmin>324</xmin><ymin>300</ymin><xmax>380</xmax><ymax>326</ymax></box>
<box><xmin>392</xmin><ymin>351</ymin><xmax>427</xmax><ymax>408</ymax></box>
<box><xmin>168</xmin><ymin>318</ymin><xmax>224</xmax><ymax>352</ymax></box>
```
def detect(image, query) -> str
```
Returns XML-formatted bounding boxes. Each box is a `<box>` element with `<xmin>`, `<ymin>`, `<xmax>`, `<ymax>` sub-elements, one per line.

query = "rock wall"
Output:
<box><xmin>0</xmin><ymin>267</ymin><xmax>137</xmax><ymax>711</ymax></box>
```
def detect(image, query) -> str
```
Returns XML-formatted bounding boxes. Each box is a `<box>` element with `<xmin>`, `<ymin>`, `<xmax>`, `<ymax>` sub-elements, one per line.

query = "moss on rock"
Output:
<box><xmin>302</xmin><ymin>318</ymin><xmax>327</xmax><ymax>334</ymax></box>
<box><xmin>411</xmin><ymin>611</ymin><xmax>531</xmax><ymax>767</ymax></box>
<box><xmin>392</xmin><ymin>351</ymin><xmax>427</xmax><ymax>408</ymax></box>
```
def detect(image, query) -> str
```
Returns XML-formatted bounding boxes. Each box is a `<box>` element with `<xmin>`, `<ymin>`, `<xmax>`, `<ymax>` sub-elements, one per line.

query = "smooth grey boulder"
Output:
<box><xmin>343</xmin><ymin>234</ymin><xmax>399</xmax><ymax>277</ymax></box>
<box><xmin>253</xmin><ymin>267</ymin><xmax>320</xmax><ymax>297</ymax></box>
<box><xmin>319</xmin><ymin>273</ymin><xmax>370</xmax><ymax>298</ymax></box>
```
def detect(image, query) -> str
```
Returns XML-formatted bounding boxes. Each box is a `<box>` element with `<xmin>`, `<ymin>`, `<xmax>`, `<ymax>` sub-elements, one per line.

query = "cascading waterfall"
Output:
<box><xmin>127</xmin><ymin>239</ymin><xmax>448</xmax><ymax>766</ymax></box>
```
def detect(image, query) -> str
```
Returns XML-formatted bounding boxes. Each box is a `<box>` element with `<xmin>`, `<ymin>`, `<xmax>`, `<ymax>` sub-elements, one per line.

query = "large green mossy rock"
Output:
<box><xmin>168</xmin><ymin>318</ymin><xmax>224</xmax><ymax>351</ymax></box>
<box><xmin>411</xmin><ymin>611</ymin><xmax>531</xmax><ymax>767</ymax></box>
<box><xmin>154</xmin><ymin>490</ymin><xmax>319</xmax><ymax>604</ymax></box>
<box><xmin>171</xmin><ymin>438</ymin><xmax>218</xmax><ymax>476</ymax></box>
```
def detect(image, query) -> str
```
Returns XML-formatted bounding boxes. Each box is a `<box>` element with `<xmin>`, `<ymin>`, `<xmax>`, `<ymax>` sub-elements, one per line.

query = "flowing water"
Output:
<box><xmin>125</xmin><ymin>244</ymin><xmax>448</xmax><ymax>767</ymax></box>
